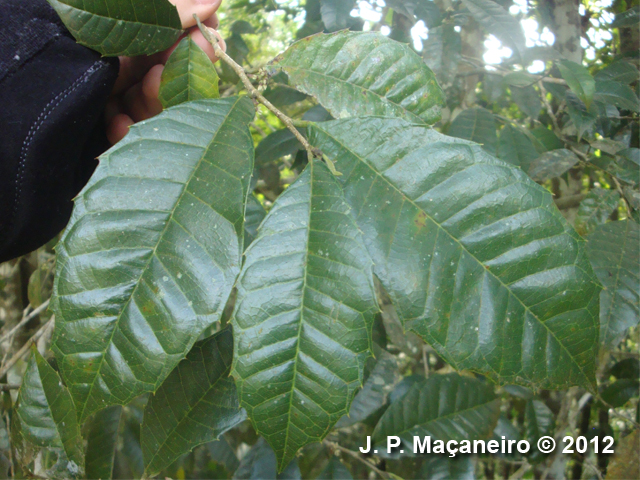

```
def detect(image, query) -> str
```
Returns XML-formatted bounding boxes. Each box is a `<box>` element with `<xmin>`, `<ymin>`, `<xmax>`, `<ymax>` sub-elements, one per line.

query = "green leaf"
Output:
<box><xmin>589</xmin><ymin>151</ymin><xmax>640</xmax><ymax>185</ymax></box>
<box><xmin>511</xmin><ymin>85</ymin><xmax>542</xmax><ymax>119</ymax></box>
<box><xmin>528</xmin><ymin>148</ymin><xmax>579</xmax><ymax>182</ymax></box>
<box><xmin>273</xmin><ymin>31</ymin><xmax>445</xmax><ymax>125</ymax></box>
<box><xmin>51</xmin><ymin>97</ymin><xmax>255</xmax><ymax>422</ymax></box>
<box><xmin>16</xmin><ymin>349</ymin><xmax>84</xmax><ymax>479</ymax></box>
<box><xmin>586</xmin><ymin>220</ymin><xmax>640</xmax><ymax>351</ymax></box>
<box><xmin>497</xmin><ymin>124</ymin><xmax>539</xmax><ymax>171</ymax></box>
<box><xmin>558</xmin><ymin>60</ymin><xmax>596</xmax><ymax>109</ymax></box>
<box><xmin>524</xmin><ymin>399</ymin><xmax>554</xmax><ymax>463</ymax></box>
<box><xmin>335</xmin><ymin>349</ymin><xmax>400</xmax><ymax>428</ymax></box>
<box><xmin>565</xmin><ymin>91</ymin><xmax>597</xmax><ymax>140</ymax></box>
<box><xmin>373</xmin><ymin>374</ymin><xmax>500</xmax><ymax>452</ymax></box>
<box><xmin>461</xmin><ymin>0</ymin><xmax>526</xmax><ymax>61</ymax></box>
<box><xmin>448</xmin><ymin>107</ymin><xmax>497</xmax><ymax>155</ymax></box>
<box><xmin>245</xmin><ymin>194</ymin><xmax>267</xmax><ymax>251</ymax></box>
<box><xmin>233</xmin><ymin>438</ymin><xmax>300</xmax><ymax>479</ymax></box>
<box><xmin>418</xmin><ymin>455</ymin><xmax>475</xmax><ymax>480</ymax></box>
<box><xmin>309</xmin><ymin>117</ymin><xmax>600</xmax><ymax>390</ymax></box>
<box><xmin>385</xmin><ymin>0</ymin><xmax>443</xmax><ymax>28</ymax></box>
<box><xmin>142</xmin><ymin>328</ymin><xmax>245</xmax><ymax>476</ymax></box>
<box><xmin>600</xmin><ymin>379</ymin><xmax>640</xmax><ymax>407</ymax></box>
<box><xmin>575</xmin><ymin>188</ymin><xmax>620</xmax><ymax>236</ymax></box>
<box><xmin>85</xmin><ymin>406</ymin><xmax>122</xmax><ymax>480</ymax></box>
<box><xmin>255</xmin><ymin>129</ymin><xmax>302</xmax><ymax>167</ymax></box>
<box><xmin>159</xmin><ymin>37</ymin><xmax>220</xmax><ymax>109</ymax></box>
<box><xmin>422</xmin><ymin>24</ymin><xmax>462</xmax><ymax>85</ymax></box>
<box><xmin>530</xmin><ymin>126</ymin><xmax>564</xmax><ymax>153</ymax></box>
<box><xmin>319</xmin><ymin>0</ymin><xmax>357</xmax><ymax>31</ymax></box>
<box><xmin>263</xmin><ymin>86</ymin><xmax>310</xmax><ymax>108</ymax></box>
<box><xmin>611</xmin><ymin>5</ymin><xmax>640</xmax><ymax>28</ymax></box>
<box><xmin>503</xmin><ymin>72</ymin><xmax>534</xmax><ymax>88</ymax></box>
<box><xmin>232</xmin><ymin>160</ymin><xmax>378</xmax><ymax>469</ymax></box>
<box><xmin>46</xmin><ymin>0</ymin><xmax>182</xmax><ymax>57</ymax></box>
<box><xmin>594</xmin><ymin>80</ymin><xmax>640</xmax><ymax>113</ymax></box>
<box><xmin>595</xmin><ymin>61</ymin><xmax>640</xmax><ymax>84</ymax></box>
<box><xmin>318</xmin><ymin>457</ymin><xmax>354</xmax><ymax>479</ymax></box>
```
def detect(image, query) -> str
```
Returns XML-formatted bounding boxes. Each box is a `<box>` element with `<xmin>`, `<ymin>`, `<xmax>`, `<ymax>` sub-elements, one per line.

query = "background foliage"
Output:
<box><xmin>0</xmin><ymin>0</ymin><xmax>638</xmax><ymax>478</ymax></box>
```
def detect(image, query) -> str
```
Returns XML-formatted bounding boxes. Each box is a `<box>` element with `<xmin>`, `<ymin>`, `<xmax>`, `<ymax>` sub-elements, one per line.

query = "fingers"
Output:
<box><xmin>169</xmin><ymin>0</ymin><xmax>223</xmax><ymax>29</ymax></box>
<box><xmin>106</xmin><ymin>113</ymin><xmax>134</xmax><ymax>145</ymax></box>
<box><xmin>189</xmin><ymin>28</ymin><xmax>226</xmax><ymax>61</ymax></box>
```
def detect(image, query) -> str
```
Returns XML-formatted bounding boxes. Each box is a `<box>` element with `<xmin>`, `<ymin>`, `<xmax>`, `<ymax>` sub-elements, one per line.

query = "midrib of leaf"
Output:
<box><xmin>318</xmin><ymin>128</ymin><xmax>593</xmax><ymax>388</ymax></box>
<box><xmin>602</xmin><ymin>220</ymin><xmax>631</xmax><ymax>342</ymax></box>
<box><xmin>78</xmin><ymin>98</ymin><xmax>244</xmax><ymax>420</ymax></box>
<box><xmin>281</xmin><ymin>162</ymin><xmax>314</xmax><ymax>469</ymax></box>
<box><xmin>144</xmin><ymin>362</ymin><xmax>232</xmax><ymax>472</ymax></box>
<box><xmin>282</xmin><ymin>61</ymin><xmax>425</xmax><ymax>125</ymax></box>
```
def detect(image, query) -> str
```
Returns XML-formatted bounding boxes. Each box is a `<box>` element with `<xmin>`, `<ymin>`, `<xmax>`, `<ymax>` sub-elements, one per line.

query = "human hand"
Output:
<box><xmin>106</xmin><ymin>0</ymin><xmax>226</xmax><ymax>144</ymax></box>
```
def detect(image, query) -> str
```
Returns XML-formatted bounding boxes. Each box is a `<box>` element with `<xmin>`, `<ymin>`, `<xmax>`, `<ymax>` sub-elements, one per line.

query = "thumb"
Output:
<box><xmin>169</xmin><ymin>0</ymin><xmax>223</xmax><ymax>29</ymax></box>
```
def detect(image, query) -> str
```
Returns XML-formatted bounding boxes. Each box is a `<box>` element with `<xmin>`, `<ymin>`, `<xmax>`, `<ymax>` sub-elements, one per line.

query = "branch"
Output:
<box><xmin>194</xmin><ymin>16</ymin><xmax>319</xmax><ymax>164</ymax></box>
<box><xmin>0</xmin><ymin>317</ymin><xmax>54</xmax><ymax>380</ymax></box>
<box><xmin>0</xmin><ymin>299</ymin><xmax>50</xmax><ymax>344</ymax></box>
<box><xmin>323</xmin><ymin>440</ymin><xmax>391</xmax><ymax>479</ymax></box>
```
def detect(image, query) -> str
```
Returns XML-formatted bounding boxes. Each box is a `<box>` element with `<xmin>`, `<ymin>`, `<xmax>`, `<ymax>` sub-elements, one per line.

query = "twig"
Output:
<box><xmin>0</xmin><ymin>384</ymin><xmax>20</xmax><ymax>391</ymax></box>
<box><xmin>5</xmin><ymin>413</ymin><xmax>13</xmax><ymax>478</ymax></box>
<box><xmin>539</xmin><ymin>81</ymin><xmax>560</xmax><ymax>131</ymax></box>
<box><xmin>508</xmin><ymin>461</ymin><xmax>531</xmax><ymax>480</ymax></box>
<box><xmin>194</xmin><ymin>15</ymin><xmax>319</xmax><ymax>163</ymax></box>
<box><xmin>324</xmin><ymin>440</ymin><xmax>391</xmax><ymax>479</ymax></box>
<box><xmin>0</xmin><ymin>299</ymin><xmax>50</xmax><ymax>344</ymax></box>
<box><xmin>0</xmin><ymin>317</ymin><xmax>54</xmax><ymax>380</ymax></box>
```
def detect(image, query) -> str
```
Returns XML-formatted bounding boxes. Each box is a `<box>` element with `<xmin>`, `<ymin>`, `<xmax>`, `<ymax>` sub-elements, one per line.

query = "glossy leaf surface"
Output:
<box><xmin>273</xmin><ymin>31</ymin><xmax>445</xmax><ymax>125</ymax></box>
<box><xmin>159</xmin><ymin>37</ymin><xmax>220</xmax><ymax>109</ymax></box>
<box><xmin>52</xmin><ymin>97</ymin><xmax>255</xmax><ymax>421</ymax></box>
<box><xmin>575</xmin><ymin>188</ymin><xmax>620</xmax><ymax>236</ymax></box>
<box><xmin>142</xmin><ymin>328</ymin><xmax>246</xmax><ymax>476</ymax></box>
<box><xmin>232</xmin><ymin>160</ymin><xmax>378</xmax><ymax>470</ymax></box>
<box><xmin>373</xmin><ymin>374</ymin><xmax>500</xmax><ymax>450</ymax></box>
<box><xmin>16</xmin><ymin>349</ymin><xmax>84</xmax><ymax>478</ymax></box>
<box><xmin>310</xmin><ymin>117</ymin><xmax>600</xmax><ymax>390</ymax></box>
<box><xmin>46</xmin><ymin>0</ymin><xmax>182</xmax><ymax>56</ymax></box>
<box><xmin>586</xmin><ymin>220</ymin><xmax>639</xmax><ymax>351</ymax></box>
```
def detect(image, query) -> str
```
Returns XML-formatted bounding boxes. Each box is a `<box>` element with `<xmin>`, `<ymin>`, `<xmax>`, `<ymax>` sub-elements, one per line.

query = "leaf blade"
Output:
<box><xmin>273</xmin><ymin>31</ymin><xmax>445</xmax><ymax>124</ymax></box>
<box><xmin>232</xmin><ymin>160</ymin><xmax>379</xmax><ymax>470</ymax></box>
<box><xmin>309</xmin><ymin>117</ymin><xmax>600</xmax><ymax>390</ymax></box>
<box><xmin>52</xmin><ymin>97</ymin><xmax>255</xmax><ymax>421</ymax></box>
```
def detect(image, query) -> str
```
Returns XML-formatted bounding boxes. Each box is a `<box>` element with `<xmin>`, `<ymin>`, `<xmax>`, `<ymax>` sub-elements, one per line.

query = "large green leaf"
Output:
<box><xmin>309</xmin><ymin>117</ymin><xmax>600</xmax><ymax>390</ymax></box>
<box><xmin>373</xmin><ymin>374</ymin><xmax>500</xmax><ymax>451</ymax></box>
<box><xmin>558</xmin><ymin>60</ymin><xmax>596</xmax><ymax>109</ymax></box>
<box><xmin>586</xmin><ymin>220</ymin><xmax>639</xmax><ymax>351</ymax></box>
<box><xmin>448</xmin><ymin>107</ymin><xmax>497</xmax><ymax>155</ymax></box>
<box><xmin>497</xmin><ymin>124</ymin><xmax>539</xmax><ymax>171</ymax></box>
<box><xmin>46</xmin><ymin>0</ymin><xmax>182</xmax><ymax>57</ymax></box>
<box><xmin>16</xmin><ymin>349</ymin><xmax>84</xmax><ymax>479</ymax></box>
<box><xmin>272</xmin><ymin>31</ymin><xmax>445</xmax><ymax>125</ymax></box>
<box><xmin>595</xmin><ymin>61</ymin><xmax>640</xmax><ymax>84</ymax></box>
<box><xmin>575</xmin><ymin>188</ymin><xmax>620</xmax><ymax>236</ymax></box>
<box><xmin>52</xmin><ymin>97</ymin><xmax>255</xmax><ymax>422</ymax></box>
<box><xmin>611</xmin><ymin>6</ymin><xmax>640</xmax><ymax>28</ymax></box>
<box><xmin>159</xmin><ymin>37</ymin><xmax>220</xmax><ymax>109</ymax></box>
<box><xmin>422</xmin><ymin>24</ymin><xmax>462</xmax><ymax>85</ymax></box>
<box><xmin>511</xmin><ymin>85</ymin><xmax>542</xmax><ymax>119</ymax></box>
<box><xmin>232</xmin><ymin>160</ymin><xmax>379</xmax><ymax>470</ymax></box>
<box><xmin>461</xmin><ymin>0</ymin><xmax>526</xmax><ymax>61</ymax></box>
<box><xmin>85</xmin><ymin>406</ymin><xmax>122</xmax><ymax>480</ymax></box>
<box><xmin>142</xmin><ymin>328</ymin><xmax>246</xmax><ymax>476</ymax></box>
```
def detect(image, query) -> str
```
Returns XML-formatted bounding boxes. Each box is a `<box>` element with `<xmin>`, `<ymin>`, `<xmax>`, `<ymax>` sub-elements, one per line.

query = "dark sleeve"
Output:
<box><xmin>0</xmin><ymin>0</ymin><xmax>119</xmax><ymax>263</ymax></box>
